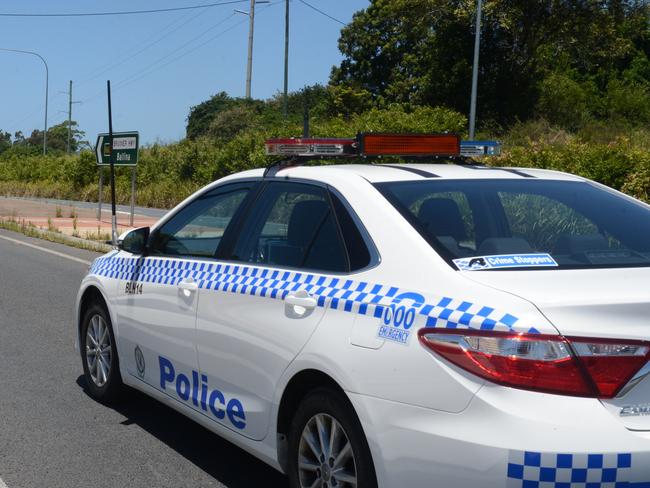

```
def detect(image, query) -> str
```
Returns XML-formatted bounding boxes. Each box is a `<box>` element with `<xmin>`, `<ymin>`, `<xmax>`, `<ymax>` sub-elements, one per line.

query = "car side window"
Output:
<box><xmin>230</xmin><ymin>182</ymin><xmax>348</xmax><ymax>272</ymax></box>
<box><xmin>330</xmin><ymin>193</ymin><xmax>372</xmax><ymax>271</ymax></box>
<box><xmin>149</xmin><ymin>183</ymin><xmax>252</xmax><ymax>258</ymax></box>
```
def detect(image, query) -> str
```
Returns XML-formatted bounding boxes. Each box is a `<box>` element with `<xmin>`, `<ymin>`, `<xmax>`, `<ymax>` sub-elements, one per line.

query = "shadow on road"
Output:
<box><xmin>76</xmin><ymin>376</ymin><xmax>289</xmax><ymax>488</ymax></box>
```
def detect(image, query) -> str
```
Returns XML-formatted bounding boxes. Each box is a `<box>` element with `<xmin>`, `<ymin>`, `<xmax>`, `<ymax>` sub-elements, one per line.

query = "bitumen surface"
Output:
<box><xmin>0</xmin><ymin>228</ymin><xmax>288</xmax><ymax>488</ymax></box>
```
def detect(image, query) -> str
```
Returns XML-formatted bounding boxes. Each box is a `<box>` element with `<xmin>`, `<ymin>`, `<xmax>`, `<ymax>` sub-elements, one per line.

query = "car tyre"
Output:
<box><xmin>80</xmin><ymin>302</ymin><xmax>123</xmax><ymax>403</ymax></box>
<box><xmin>288</xmin><ymin>388</ymin><xmax>378</xmax><ymax>488</ymax></box>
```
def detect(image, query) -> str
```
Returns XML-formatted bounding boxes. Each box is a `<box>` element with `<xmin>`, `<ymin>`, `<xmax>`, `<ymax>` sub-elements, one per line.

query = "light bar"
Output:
<box><xmin>460</xmin><ymin>140</ymin><xmax>501</xmax><ymax>157</ymax></box>
<box><xmin>360</xmin><ymin>133</ymin><xmax>460</xmax><ymax>157</ymax></box>
<box><xmin>264</xmin><ymin>134</ymin><xmax>492</xmax><ymax>159</ymax></box>
<box><xmin>265</xmin><ymin>138</ymin><xmax>356</xmax><ymax>157</ymax></box>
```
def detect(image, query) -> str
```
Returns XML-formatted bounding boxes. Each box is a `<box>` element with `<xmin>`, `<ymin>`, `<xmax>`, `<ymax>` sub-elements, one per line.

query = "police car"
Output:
<box><xmin>75</xmin><ymin>133</ymin><xmax>650</xmax><ymax>488</ymax></box>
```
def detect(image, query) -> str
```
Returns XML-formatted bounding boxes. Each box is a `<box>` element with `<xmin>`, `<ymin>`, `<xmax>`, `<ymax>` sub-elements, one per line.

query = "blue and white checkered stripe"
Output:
<box><xmin>506</xmin><ymin>450</ymin><xmax>650</xmax><ymax>488</ymax></box>
<box><xmin>90</xmin><ymin>256</ymin><xmax>541</xmax><ymax>334</ymax></box>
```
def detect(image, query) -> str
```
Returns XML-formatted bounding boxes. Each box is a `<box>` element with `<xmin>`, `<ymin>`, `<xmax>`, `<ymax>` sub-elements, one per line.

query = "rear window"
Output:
<box><xmin>375</xmin><ymin>179</ymin><xmax>650</xmax><ymax>270</ymax></box>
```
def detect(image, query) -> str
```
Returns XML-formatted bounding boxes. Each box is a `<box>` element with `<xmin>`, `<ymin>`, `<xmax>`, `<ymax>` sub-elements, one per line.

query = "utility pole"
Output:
<box><xmin>283</xmin><ymin>0</ymin><xmax>289</xmax><ymax>117</ymax></box>
<box><xmin>468</xmin><ymin>0</ymin><xmax>483</xmax><ymax>140</ymax></box>
<box><xmin>67</xmin><ymin>80</ymin><xmax>72</xmax><ymax>153</ymax></box>
<box><xmin>235</xmin><ymin>0</ymin><xmax>269</xmax><ymax>98</ymax></box>
<box><xmin>245</xmin><ymin>0</ymin><xmax>256</xmax><ymax>98</ymax></box>
<box><xmin>63</xmin><ymin>80</ymin><xmax>81</xmax><ymax>154</ymax></box>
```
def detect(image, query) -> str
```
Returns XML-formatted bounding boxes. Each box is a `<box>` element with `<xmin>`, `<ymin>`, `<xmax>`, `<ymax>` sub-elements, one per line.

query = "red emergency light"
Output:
<box><xmin>359</xmin><ymin>133</ymin><xmax>460</xmax><ymax>157</ymax></box>
<box><xmin>264</xmin><ymin>133</ymin><xmax>462</xmax><ymax>158</ymax></box>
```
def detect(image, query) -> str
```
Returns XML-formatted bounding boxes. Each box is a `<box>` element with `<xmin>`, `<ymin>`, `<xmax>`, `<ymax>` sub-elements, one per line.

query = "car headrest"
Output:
<box><xmin>288</xmin><ymin>200</ymin><xmax>330</xmax><ymax>247</ymax></box>
<box><xmin>478</xmin><ymin>237</ymin><xmax>534</xmax><ymax>255</ymax></box>
<box><xmin>553</xmin><ymin>234</ymin><xmax>610</xmax><ymax>255</ymax></box>
<box><xmin>417</xmin><ymin>198</ymin><xmax>467</xmax><ymax>241</ymax></box>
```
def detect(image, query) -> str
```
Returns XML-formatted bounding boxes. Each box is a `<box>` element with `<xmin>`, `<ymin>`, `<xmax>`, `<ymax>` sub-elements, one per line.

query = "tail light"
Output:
<box><xmin>418</xmin><ymin>329</ymin><xmax>650</xmax><ymax>398</ymax></box>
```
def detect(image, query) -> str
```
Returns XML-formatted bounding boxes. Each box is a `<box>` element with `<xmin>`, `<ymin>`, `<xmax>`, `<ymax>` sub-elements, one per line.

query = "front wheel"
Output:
<box><xmin>288</xmin><ymin>388</ymin><xmax>378</xmax><ymax>488</ymax></box>
<box><xmin>80</xmin><ymin>302</ymin><xmax>123</xmax><ymax>403</ymax></box>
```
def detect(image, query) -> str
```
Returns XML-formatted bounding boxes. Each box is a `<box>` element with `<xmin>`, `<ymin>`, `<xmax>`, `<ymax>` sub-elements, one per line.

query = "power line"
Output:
<box><xmin>114</xmin><ymin>19</ymin><xmax>249</xmax><ymax>94</ymax></box>
<box><xmin>0</xmin><ymin>0</ymin><xmax>247</xmax><ymax>17</ymax></box>
<box><xmin>80</xmin><ymin>1</ymin><xmax>281</xmax><ymax>105</ymax></box>
<box><xmin>77</xmin><ymin>2</ymin><xmax>214</xmax><ymax>86</ymax></box>
<box><xmin>297</xmin><ymin>0</ymin><xmax>345</xmax><ymax>25</ymax></box>
<box><xmin>8</xmin><ymin>12</ymin><xmax>240</xmax><ymax>129</ymax></box>
<box><xmin>116</xmin><ymin>0</ymin><xmax>282</xmax><ymax>92</ymax></box>
<box><xmin>79</xmin><ymin>14</ymin><xmax>243</xmax><ymax>105</ymax></box>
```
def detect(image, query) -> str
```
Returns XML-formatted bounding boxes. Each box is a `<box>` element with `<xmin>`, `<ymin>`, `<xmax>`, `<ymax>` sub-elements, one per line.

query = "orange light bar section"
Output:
<box><xmin>360</xmin><ymin>133</ymin><xmax>461</xmax><ymax>157</ymax></box>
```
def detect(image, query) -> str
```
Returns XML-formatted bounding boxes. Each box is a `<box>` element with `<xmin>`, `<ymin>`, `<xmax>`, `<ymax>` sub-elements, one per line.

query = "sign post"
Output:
<box><xmin>97</xmin><ymin>168</ymin><xmax>103</xmax><ymax>221</ymax></box>
<box><xmin>94</xmin><ymin>128</ymin><xmax>139</xmax><ymax>234</ymax></box>
<box><xmin>107</xmin><ymin>81</ymin><xmax>117</xmax><ymax>247</ymax></box>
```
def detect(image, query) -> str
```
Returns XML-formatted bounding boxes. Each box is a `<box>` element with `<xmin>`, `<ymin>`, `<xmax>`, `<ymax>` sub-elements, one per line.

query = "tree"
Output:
<box><xmin>22</xmin><ymin>121</ymin><xmax>85</xmax><ymax>153</ymax></box>
<box><xmin>0</xmin><ymin>131</ymin><xmax>11</xmax><ymax>155</ymax></box>
<box><xmin>331</xmin><ymin>0</ymin><xmax>650</xmax><ymax>126</ymax></box>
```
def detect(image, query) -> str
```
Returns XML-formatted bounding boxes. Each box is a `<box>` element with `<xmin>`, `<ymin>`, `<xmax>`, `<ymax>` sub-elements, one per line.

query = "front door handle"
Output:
<box><xmin>285</xmin><ymin>291</ymin><xmax>317</xmax><ymax>309</ymax></box>
<box><xmin>178</xmin><ymin>278</ymin><xmax>199</xmax><ymax>294</ymax></box>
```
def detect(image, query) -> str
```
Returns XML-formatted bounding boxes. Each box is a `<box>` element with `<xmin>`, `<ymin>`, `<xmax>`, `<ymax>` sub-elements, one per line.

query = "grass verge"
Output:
<box><xmin>0</xmin><ymin>217</ymin><xmax>111</xmax><ymax>254</ymax></box>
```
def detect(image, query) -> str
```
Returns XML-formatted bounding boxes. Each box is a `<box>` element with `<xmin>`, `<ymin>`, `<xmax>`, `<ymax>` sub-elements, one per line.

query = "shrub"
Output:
<box><xmin>536</xmin><ymin>73</ymin><xmax>590</xmax><ymax>131</ymax></box>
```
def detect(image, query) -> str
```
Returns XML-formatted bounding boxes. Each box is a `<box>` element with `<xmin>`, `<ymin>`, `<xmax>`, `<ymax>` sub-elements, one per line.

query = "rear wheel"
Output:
<box><xmin>80</xmin><ymin>302</ymin><xmax>123</xmax><ymax>403</ymax></box>
<box><xmin>288</xmin><ymin>388</ymin><xmax>377</xmax><ymax>488</ymax></box>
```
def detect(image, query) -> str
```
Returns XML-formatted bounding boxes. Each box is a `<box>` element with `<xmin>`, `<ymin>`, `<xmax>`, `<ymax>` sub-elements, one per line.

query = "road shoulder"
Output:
<box><xmin>0</xmin><ymin>228</ymin><xmax>104</xmax><ymax>263</ymax></box>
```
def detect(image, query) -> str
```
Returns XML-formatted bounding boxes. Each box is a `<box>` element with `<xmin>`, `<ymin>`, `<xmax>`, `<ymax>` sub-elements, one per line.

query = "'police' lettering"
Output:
<box><xmin>158</xmin><ymin>355</ymin><xmax>247</xmax><ymax>430</ymax></box>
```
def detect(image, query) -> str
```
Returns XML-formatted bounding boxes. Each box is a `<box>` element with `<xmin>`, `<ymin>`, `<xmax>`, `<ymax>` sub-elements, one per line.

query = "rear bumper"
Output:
<box><xmin>349</xmin><ymin>385</ymin><xmax>650</xmax><ymax>488</ymax></box>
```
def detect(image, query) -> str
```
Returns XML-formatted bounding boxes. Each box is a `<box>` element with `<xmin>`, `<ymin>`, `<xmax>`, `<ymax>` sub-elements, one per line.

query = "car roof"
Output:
<box><xmin>225</xmin><ymin>163</ymin><xmax>584</xmax><ymax>184</ymax></box>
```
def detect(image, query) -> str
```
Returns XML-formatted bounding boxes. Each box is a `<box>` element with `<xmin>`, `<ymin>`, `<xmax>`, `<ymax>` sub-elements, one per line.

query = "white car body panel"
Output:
<box><xmin>74</xmin><ymin>163</ymin><xmax>650</xmax><ymax>487</ymax></box>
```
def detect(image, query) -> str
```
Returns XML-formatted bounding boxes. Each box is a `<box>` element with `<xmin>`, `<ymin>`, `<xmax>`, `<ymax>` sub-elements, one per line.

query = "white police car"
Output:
<box><xmin>75</xmin><ymin>133</ymin><xmax>650</xmax><ymax>488</ymax></box>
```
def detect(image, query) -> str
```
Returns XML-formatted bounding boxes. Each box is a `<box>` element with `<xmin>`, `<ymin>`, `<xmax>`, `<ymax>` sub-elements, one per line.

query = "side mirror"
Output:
<box><xmin>119</xmin><ymin>227</ymin><xmax>150</xmax><ymax>255</ymax></box>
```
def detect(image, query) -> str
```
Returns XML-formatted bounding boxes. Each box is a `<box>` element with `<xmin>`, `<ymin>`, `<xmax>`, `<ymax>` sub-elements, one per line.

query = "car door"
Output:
<box><xmin>113</xmin><ymin>182</ymin><xmax>254</xmax><ymax>403</ymax></box>
<box><xmin>195</xmin><ymin>181</ymin><xmax>351</xmax><ymax>440</ymax></box>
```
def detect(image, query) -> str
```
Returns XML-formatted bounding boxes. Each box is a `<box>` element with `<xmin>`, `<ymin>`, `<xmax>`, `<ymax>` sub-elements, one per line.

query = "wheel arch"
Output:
<box><xmin>275</xmin><ymin>368</ymin><xmax>350</xmax><ymax>472</ymax></box>
<box><xmin>77</xmin><ymin>284</ymin><xmax>110</xmax><ymax>344</ymax></box>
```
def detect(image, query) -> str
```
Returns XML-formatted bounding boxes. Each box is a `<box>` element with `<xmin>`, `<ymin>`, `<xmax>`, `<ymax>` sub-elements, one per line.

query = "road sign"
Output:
<box><xmin>95</xmin><ymin>131</ymin><xmax>139</xmax><ymax>166</ymax></box>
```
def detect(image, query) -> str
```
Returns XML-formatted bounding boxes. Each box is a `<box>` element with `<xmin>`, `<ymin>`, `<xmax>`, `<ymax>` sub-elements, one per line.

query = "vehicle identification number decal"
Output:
<box><xmin>453</xmin><ymin>253</ymin><xmax>558</xmax><ymax>271</ymax></box>
<box><xmin>125</xmin><ymin>281</ymin><xmax>143</xmax><ymax>295</ymax></box>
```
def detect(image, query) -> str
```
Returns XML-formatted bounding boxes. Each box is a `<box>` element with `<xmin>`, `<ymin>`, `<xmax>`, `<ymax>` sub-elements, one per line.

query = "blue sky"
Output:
<box><xmin>0</xmin><ymin>0</ymin><xmax>369</xmax><ymax>145</ymax></box>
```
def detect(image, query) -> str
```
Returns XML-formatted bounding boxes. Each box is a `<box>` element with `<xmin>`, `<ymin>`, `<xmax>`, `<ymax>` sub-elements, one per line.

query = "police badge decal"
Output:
<box><xmin>135</xmin><ymin>346</ymin><xmax>145</xmax><ymax>378</ymax></box>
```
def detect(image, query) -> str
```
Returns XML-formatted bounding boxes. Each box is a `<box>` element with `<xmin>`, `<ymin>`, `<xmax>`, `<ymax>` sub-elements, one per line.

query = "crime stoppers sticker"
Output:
<box><xmin>453</xmin><ymin>253</ymin><xmax>558</xmax><ymax>271</ymax></box>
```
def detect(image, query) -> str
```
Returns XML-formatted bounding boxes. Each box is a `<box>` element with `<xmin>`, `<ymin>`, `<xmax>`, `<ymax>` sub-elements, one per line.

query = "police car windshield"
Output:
<box><xmin>375</xmin><ymin>178</ymin><xmax>650</xmax><ymax>270</ymax></box>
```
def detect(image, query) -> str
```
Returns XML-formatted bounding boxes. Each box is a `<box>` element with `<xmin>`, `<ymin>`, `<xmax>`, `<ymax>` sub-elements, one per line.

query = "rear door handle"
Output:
<box><xmin>178</xmin><ymin>278</ymin><xmax>199</xmax><ymax>293</ymax></box>
<box><xmin>285</xmin><ymin>292</ymin><xmax>317</xmax><ymax>309</ymax></box>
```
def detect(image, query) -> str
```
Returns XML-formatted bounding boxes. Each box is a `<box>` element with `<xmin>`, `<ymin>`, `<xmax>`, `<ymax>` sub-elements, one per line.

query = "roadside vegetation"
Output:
<box><xmin>0</xmin><ymin>216</ymin><xmax>111</xmax><ymax>253</ymax></box>
<box><xmin>0</xmin><ymin>0</ymin><xmax>648</xmax><ymax>208</ymax></box>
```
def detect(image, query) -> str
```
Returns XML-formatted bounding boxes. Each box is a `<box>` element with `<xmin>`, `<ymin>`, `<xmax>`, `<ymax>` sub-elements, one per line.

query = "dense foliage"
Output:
<box><xmin>332</xmin><ymin>0</ymin><xmax>650</xmax><ymax>127</ymax></box>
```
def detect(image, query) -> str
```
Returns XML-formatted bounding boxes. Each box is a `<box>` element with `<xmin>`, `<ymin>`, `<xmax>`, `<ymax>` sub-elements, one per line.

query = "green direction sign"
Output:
<box><xmin>95</xmin><ymin>131</ymin><xmax>139</xmax><ymax>166</ymax></box>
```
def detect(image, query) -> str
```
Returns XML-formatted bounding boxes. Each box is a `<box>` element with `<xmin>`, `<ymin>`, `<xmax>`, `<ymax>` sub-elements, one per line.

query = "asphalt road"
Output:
<box><xmin>0</xmin><ymin>228</ymin><xmax>288</xmax><ymax>488</ymax></box>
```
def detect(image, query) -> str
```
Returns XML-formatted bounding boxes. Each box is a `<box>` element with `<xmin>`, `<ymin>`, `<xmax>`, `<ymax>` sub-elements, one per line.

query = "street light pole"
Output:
<box><xmin>0</xmin><ymin>48</ymin><xmax>49</xmax><ymax>155</ymax></box>
<box><xmin>468</xmin><ymin>0</ymin><xmax>482</xmax><ymax>140</ymax></box>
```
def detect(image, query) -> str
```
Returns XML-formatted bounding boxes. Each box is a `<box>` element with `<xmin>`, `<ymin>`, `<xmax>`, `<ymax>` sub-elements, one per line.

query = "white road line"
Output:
<box><xmin>115</xmin><ymin>210</ymin><xmax>131</xmax><ymax>215</ymax></box>
<box><xmin>0</xmin><ymin>234</ymin><xmax>92</xmax><ymax>266</ymax></box>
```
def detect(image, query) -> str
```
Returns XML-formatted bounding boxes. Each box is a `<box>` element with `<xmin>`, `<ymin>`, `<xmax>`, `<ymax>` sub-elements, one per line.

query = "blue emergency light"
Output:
<box><xmin>460</xmin><ymin>140</ymin><xmax>502</xmax><ymax>157</ymax></box>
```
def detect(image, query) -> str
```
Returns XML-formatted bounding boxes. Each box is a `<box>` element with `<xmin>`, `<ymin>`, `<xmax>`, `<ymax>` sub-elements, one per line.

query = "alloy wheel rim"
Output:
<box><xmin>85</xmin><ymin>314</ymin><xmax>112</xmax><ymax>387</ymax></box>
<box><xmin>298</xmin><ymin>413</ymin><xmax>357</xmax><ymax>488</ymax></box>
